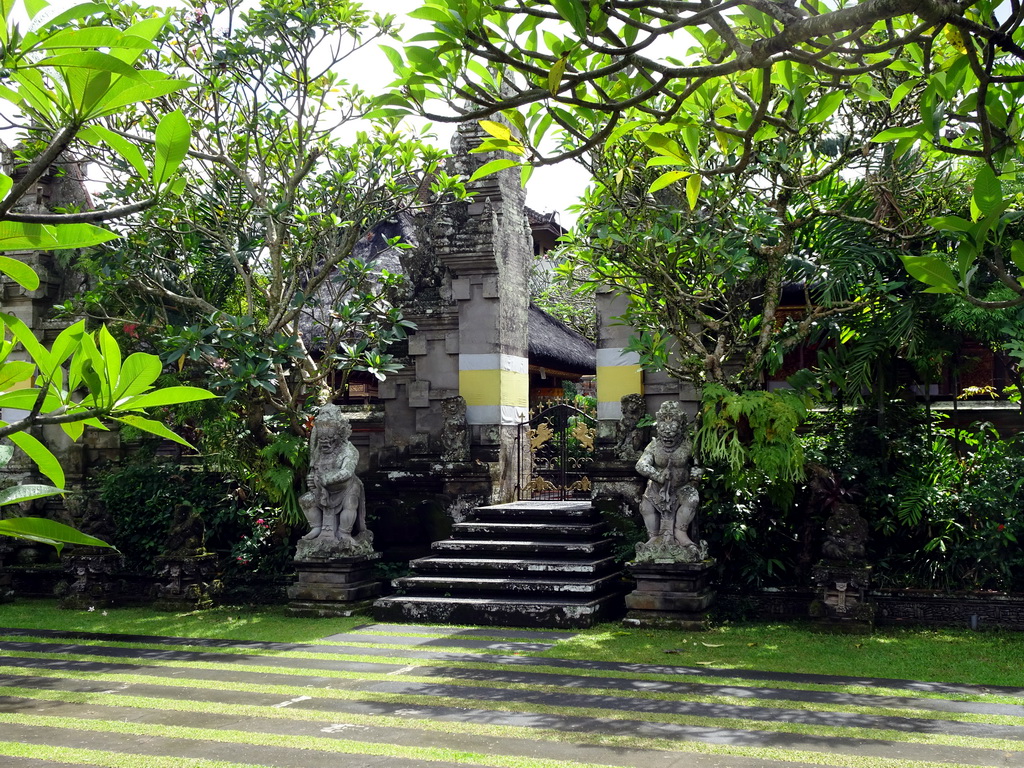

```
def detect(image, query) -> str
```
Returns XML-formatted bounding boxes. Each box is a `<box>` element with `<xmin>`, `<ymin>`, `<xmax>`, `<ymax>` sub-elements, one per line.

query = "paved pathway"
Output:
<box><xmin>0</xmin><ymin>623</ymin><xmax>1021</xmax><ymax>768</ymax></box>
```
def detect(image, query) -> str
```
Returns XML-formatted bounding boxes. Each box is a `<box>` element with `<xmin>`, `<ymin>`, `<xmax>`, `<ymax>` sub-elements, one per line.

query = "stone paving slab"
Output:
<box><xmin>1</xmin><ymin>722</ymin><xmax>496</xmax><ymax>768</ymax></box>
<box><xmin>362</xmin><ymin>679</ymin><xmax>1024</xmax><ymax>740</ymax></box>
<box><xmin>0</xmin><ymin>626</ymin><xmax>556</xmax><ymax>653</ymax></box>
<box><xmin>1</xmin><ymin>670</ymin><xmax>1020</xmax><ymax>766</ymax></box>
<box><xmin>346</xmin><ymin>623</ymin><xmax>579</xmax><ymax>642</ymax></box>
<box><xmin>8</xmin><ymin>652</ymin><xmax>1021</xmax><ymax>720</ymax></box>
<box><xmin>309</xmin><ymin>632</ymin><xmax>557</xmax><ymax>652</ymax></box>
<box><xmin>5</xmin><ymin>628</ymin><xmax>1021</xmax><ymax>698</ymax></box>
<box><xmin>0</xmin><ymin>698</ymin><xmax>925</xmax><ymax>768</ymax></box>
<box><xmin>0</xmin><ymin>758</ymin><xmax>98</xmax><ymax>768</ymax></box>
<box><xmin>2</xmin><ymin>627</ymin><xmax>1022</xmax><ymax>767</ymax></box>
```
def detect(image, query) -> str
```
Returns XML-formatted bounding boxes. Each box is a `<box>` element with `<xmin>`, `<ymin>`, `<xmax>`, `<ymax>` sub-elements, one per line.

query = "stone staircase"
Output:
<box><xmin>373</xmin><ymin>501</ymin><xmax>627</xmax><ymax>628</ymax></box>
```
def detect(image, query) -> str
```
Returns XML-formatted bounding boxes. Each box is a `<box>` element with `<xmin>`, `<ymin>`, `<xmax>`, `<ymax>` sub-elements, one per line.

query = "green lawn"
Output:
<box><xmin>2</xmin><ymin>599</ymin><xmax>1022</xmax><ymax>688</ymax></box>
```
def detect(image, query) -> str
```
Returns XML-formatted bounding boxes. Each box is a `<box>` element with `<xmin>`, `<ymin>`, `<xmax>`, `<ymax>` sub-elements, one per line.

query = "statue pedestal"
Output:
<box><xmin>150</xmin><ymin>554</ymin><xmax>221</xmax><ymax>611</ymax></box>
<box><xmin>810</xmin><ymin>562</ymin><xmax>874</xmax><ymax>633</ymax></box>
<box><xmin>57</xmin><ymin>552</ymin><xmax>125</xmax><ymax>609</ymax></box>
<box><xmin>623</xmin><ymin>560</ymin><xmax>715</xmax><ymax>630</ymax></box>
<box><xmin>288</xmin><ymin>551</ymin><xmax>382</xmax><ymax>617</ymax></box>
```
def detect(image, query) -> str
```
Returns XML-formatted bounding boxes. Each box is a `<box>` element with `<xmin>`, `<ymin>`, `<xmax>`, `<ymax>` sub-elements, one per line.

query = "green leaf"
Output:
<box><xmin>805</xmin><ymin>90</ymin><xmax>844</xmax><ymax>124</ymax></box>
<box><xmin>81</xmin><ymin>124</ymin><xmax>148</xmax><ymax>179</ymax></box>
<box><xmin>49</xmin><ymin>320</ymin><xmax>86</xmax><ymax>371</ymax></box>
<box><xmin>89</xmin><ymin>77</ymin><xmax>193</xmax><ymax>117</ymax></box>
<box><xmin>972</xmin><ymin>166</ymin><xmax>1002</xmax><ymax>217</ymax></box>
<box><xmin>379</xmin><ymin>45</ymin><xmax>404</xmax><ymax>70</ymax></box>
<box><xmin>8</xmin><ymin>429</ymin><xmax>64</xmax><ymax>487</ymax></box>
<box><xmin>468</xmin><ymin>158</ymin><xmax>518</xmax><ymax>183</ymax></box>
<box><xmin>686</xmin><ymin>173</ymin><xmax>702</xmax><ymax>210</ymax></box>
<box><xmin>889</xmin><ymin>80</ymin><xmax>916</xmax><ymax>110</ymax></box>
<box><xmin>0</xmin><ymin>360</ymin><xmax>35</xmax><ymax>391</ymax></box>
<box><xmin>548</xmin><ymin>56</ymin><xmax>567</xmax><ymax>95</ymax></box>
<box><xmin>0</xmin><ymin>312</ymin><xmax>52</xmax><ymax>376</ymax></box>
<box><xmin>408</xmin><ymin>5</ymin><xmax>453</xmax><ymax>23</ymax></box>
<box><xmin>0</xmin><ymin>516</ymin><xmax>113</xmax><ymax>552</ymax></box>
<box><xmin>520</xmin><ymin>164</ymin><xmax>534</xmax><ymax>188</ymax></box>
<box><xmin>0</xmin><ymin>256</ymin><xmax>40</xmax><ymax>289</ymax></box>
<box><xmin>0</xmin><ymin>172</ymin><xmax>11</xmax><ymax>200</ymax></box>
<box><xmin>0</xmin><ymin>221</ymin><xmax>120</xmax><ymax>251</ymax></box>
<box><xmin>152</xmin><ymin>109</ymin><xmax>191</xmax><ymax>188</ymax></box>
<box><xmin>112</xmin><ymin>352</ymin><xmax>162</xmax><ymax>399</ymax></box>
<box><xmin>118</xmin><ymin>386</ymin><xmax>216</xmax><ymax>411</ymax></box>
<box><xmin>114</xmin><ymin>414</ymin><xmax>194</xmax><ymax>448</ymax></box>
<box><xmin>97</xmin><ymin>324</ymin><xmax>121</xmax><ymax>401</ymax></box>
<box><xmin>0</xmin><ymin>484</ymin><xmax>63</xmax><ymax>507</ymax></box>
<box><xmin>550</xmin><ymin>0</ymin><xmax>588</xmax><ymax>38</ymax></box>
<box><xmin>926</xmin><ymin>215</ymin><xmax>973</xmax><ymax>232</ymax></box>
<box><xmin>0</xmin><ymin>445</ymin><xmax>13</xmax><ymax>467</ymax></box>
<box><xmin>871</xmin><ymin>125</ymin><xmax>925</xmax><ymax>142</ymax></box>
<box><xmin>649</xmin><ymin>170</ymin><xmax>688</xmax><ymax>194</ymax></box>
<box><xmin>479</xmin><ymin>120</ymin><xmax>511</xmax><ymax>141</ymax></box>
<box><xmin>901</xmin><ymin>255</ymin><xmax>959</xmax><ymax>294</ymax></box>
<box><xmin>1011</xmin><ymin>240</ymin><xmax>1024</xmax><ymax>274</ymax></box>
<box><xmin>35</xmin><ymin>51</ymin><xmax>143</xmax><ymax>81</ymax></box>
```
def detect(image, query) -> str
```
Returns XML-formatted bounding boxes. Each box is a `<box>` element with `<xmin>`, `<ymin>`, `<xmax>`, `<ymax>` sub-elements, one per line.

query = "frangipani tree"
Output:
<box><xmin>0</xmin><ymin>0</ymin><xmax>214</xmax><ymax>550</ymax></box>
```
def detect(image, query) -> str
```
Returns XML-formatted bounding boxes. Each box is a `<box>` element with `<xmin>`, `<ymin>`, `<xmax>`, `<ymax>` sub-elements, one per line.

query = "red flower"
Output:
<box><xmin>997</xmin><ymin>524</ymin><xmax>1006</xmax><ymax>531</ymax></box>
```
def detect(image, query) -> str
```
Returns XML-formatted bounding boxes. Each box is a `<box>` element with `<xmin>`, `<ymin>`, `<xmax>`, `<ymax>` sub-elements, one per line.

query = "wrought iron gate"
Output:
<box><xmin>515</xmin><ymin>400</ymin><xmax>596</xmax><ymax>500</ymax></box>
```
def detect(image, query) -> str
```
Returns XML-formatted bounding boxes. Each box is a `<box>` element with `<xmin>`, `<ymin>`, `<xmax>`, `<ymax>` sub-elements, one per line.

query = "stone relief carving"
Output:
<box><xmin>297</xmin><ymin>405</ymin><xmax>373</xmax><ymax>559</ymax></box>
<box><xmin>633</xmin><ymin>400</ymin><xmax>708</xmax><ymax>563</ymax></box>
<box><xmin>822</xmin><ymin>502</ymin><xmax>869</xmax><ymax>561</ymax></box>
<box><xmin>440</xmin><ymin>395</ymin><xmax>470</xmax><ymax>462</ymax></box>
<box><xmin>614</xmin><ymin>393</ymin><xmax>648</xmax><ymax>462</ymax></box>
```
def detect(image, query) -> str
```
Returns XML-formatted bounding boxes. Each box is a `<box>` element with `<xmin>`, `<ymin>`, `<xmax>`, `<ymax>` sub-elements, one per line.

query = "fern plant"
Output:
<box><xmin>695</xmin><ymin>384</ymin><xmax>810</xmax><ymax>502</ymax></box>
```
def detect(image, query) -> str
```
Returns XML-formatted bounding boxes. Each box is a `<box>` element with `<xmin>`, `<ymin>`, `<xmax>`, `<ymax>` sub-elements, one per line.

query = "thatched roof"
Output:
<box><xmin>528</xmin><ymin>303</ymin><xmax>596</xmax><ymax>374</ymax></box>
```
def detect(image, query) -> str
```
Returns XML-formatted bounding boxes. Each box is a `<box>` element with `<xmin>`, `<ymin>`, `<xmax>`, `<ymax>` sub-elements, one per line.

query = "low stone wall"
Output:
<box><xmin>5</xmin><ymin>565</ymin><xmax>291</xmax><ymax>607</ymax></box>
<box><xmin>717</xmin><ymin>589</ymin><xmax>1024</xmax><ymax>630</ymax></box>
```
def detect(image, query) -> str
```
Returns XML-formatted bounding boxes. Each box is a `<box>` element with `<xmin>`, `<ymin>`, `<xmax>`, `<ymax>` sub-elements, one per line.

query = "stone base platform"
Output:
<box><xmin>624</xmin><ymin>560</ymin><xmax>715</xmax><ymax>630</ymax></box>
<box><xmin>287</xmin><ymin>552</ymin><xmax>381</xmax><ymax>618</ymax></box>
<box><xmin>810</xmin><ymin>562</ymin><xmax>874</xmax><ymax>633</ymax></box>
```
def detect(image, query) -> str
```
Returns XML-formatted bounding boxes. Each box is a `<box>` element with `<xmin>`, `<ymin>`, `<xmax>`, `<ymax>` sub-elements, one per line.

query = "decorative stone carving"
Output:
<box><xmin>811</xmin><ymin>498</ymin><xmax>874</xmax><ymax>632</ymax></box>
<box><xmin>296</xmin><ymin>405</ymin><xmax>373</xmax><ymax>559</ymax></box>
<box><xmin>633</xmin><ymin>401</ymin><xmax>707</xmax><ymax>563</ymax></box>
<box><xmin>822</xmin><ymin>502</ymin><xmax>869</xmax><ymax>561</ymax></box>
<box><xmin>440</xmin><ymin>395</ymin><xmax>470</xmax><ymax>463</ymax></box>
<box><xmin>614</xmin><ymin>393</ymin><xmax>648</xmax><ymax>462</ymax></box>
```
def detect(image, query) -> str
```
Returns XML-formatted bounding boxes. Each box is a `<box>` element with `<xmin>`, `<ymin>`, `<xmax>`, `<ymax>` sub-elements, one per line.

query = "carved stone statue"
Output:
<box><xmin>614</xmin><ymin>393</ymin><xmax>648</xmax><ymax>462</ymax></box>
<box><xmin>822</xmin><ymin>503</ymin><xmax>869</xmax><ymax>561</ymax></box>
<box><xmin>440</xmin><ymin>395</ymin><xmax>470</xmax><ymax>462</ymax></box>
<box><xmin>633</xmin><ymin>400</ymin><xmax>707</xmax><ymax>563</ymax></box>
<box><xmin>298</xmin><ymin>405</ymin><xmax>372</xmax><ymax>557</ymax></box>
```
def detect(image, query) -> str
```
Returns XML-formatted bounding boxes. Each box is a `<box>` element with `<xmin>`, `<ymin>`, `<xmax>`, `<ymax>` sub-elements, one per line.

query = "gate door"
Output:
<box><xmin>516</xmin><ymin>399</ymin><xmax>595</xmax><ymax>500</ymax></box>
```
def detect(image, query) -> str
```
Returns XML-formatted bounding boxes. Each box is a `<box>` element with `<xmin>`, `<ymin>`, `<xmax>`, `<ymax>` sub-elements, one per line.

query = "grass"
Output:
<box><xmin>2</xmin><ymin>598</ymin><xmax>1024</xmax><ymax>687</ymax></box>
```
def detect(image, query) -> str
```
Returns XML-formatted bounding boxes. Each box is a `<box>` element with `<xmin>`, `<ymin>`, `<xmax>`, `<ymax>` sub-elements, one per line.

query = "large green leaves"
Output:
<box><xmin>0</xmin><ymin>516</ymin><xmax>112</xmax><ymax>553</ymax></box>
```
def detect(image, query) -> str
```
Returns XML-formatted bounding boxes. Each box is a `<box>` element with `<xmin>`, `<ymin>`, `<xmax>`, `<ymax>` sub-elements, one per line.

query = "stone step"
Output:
<box><xmin>407</xmin><ymin>555</ymin><xmax>619</xmax><ymax>578</ymax></box>
<box><xmin>451</xmin><ymin>521</ymin><xmax>609</xmax><ymax>539</ymax></box>
<box><xmin>392</xmin><ymin>572</ymin><xmax>625</xmax><ymax>596</ymax></box>
<box><xmin>430</xmin><ymin>538</ymin><xmax>614</xmax><ymax>557</ymax></box>
<box><xmin>373</xmin><ymin>593</ymin><xmax>625</xmax><ymax>629</ymax></box>
<box><xmin>472</xmin><ymin>501</ymin><xmax>597</xmax><ymax>522</ymax></box>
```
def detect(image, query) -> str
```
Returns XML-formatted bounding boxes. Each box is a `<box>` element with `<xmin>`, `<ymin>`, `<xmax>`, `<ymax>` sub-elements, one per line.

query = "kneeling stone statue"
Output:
<box><xmin>295</xmin><ymin>405</ymin><xmax>374</xmax><ymax>560</ymax></box>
